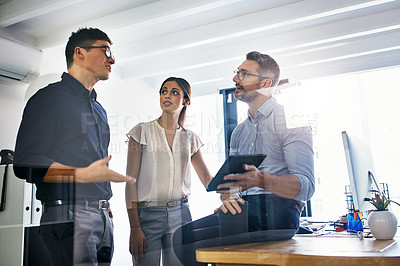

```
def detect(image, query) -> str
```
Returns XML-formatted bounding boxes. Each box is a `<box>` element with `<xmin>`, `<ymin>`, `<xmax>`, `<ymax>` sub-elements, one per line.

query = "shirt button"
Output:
<box><xmin>251</xmin><ymin>143</ymin><xmax>254</xmax><ymax>146</ymax></box>
<box><xmin>254</xmin><ymin>124</ymin><xmax>257</xmax><ymax>127</ymax></box>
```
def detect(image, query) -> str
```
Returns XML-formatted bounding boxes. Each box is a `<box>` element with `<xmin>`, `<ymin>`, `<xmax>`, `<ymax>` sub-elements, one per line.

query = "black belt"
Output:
<box><xmin>43</xmin><ymin>199</ymin><xmax>110</xmax><ymax>210</ymax></box>
<box><xmin>138</xmin><ymin>197</ymin><xmax>188</xmax><ymax>207</ymax></box>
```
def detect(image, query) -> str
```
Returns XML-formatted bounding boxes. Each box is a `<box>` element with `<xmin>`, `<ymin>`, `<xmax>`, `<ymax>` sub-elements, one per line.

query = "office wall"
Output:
<box><xmin>0</xmin><ymin>82</ymin><xmax>27</xmax><ymax>150</ymax></box>
<box><xmin>95</xmin><ymin>76</ymin><xmax>161</xmax><ymax>265</ymax></box>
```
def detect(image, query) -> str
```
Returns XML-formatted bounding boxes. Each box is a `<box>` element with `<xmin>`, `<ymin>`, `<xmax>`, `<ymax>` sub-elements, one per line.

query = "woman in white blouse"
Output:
<box><xmin>125</xmin><ymin>77</ymin><xmax>212</xmax><ymax>266</ymax></box>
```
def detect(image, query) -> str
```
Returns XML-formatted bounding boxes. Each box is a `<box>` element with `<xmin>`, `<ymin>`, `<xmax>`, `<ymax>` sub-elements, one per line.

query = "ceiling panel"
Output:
<box><xmin>1</xmin><ymin>0</ymin><xmax>400</xmax><ymax>96</ymax></box>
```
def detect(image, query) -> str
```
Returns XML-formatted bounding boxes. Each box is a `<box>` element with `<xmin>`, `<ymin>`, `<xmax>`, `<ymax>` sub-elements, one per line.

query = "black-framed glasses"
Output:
<box><xmin>233</xmin><ymin>70</ymin><xmax>268</xmax><ymax>81</ymax></box>
<box><xmin>80</xmin><ymin>46</ymin><xmax>115</xmax><ymax>60</ymax></box>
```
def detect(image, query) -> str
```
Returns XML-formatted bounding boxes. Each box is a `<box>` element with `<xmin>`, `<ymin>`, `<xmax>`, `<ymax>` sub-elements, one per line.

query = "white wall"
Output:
<box><xmin>0</xmin><ymin>81</ymin><xmax>27</xmax><ymax>150</ymax></box>
<box><xmin>95</xmin><ymin>75</ymin><xmax>160</xmax><ymax>265</ymax></box>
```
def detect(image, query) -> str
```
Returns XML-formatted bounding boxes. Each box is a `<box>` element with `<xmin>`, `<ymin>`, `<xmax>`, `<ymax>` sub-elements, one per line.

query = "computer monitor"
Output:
<box><xmin>342</xmin><ymin>131</ymin><xmax>382</xmax><ymax>212</ymax></box>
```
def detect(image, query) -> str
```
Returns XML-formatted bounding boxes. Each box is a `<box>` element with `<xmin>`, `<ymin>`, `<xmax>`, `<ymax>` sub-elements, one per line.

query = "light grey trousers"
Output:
<box><xmin>40</xmin><ymin>204</ymin><xmax>114</xmax><ymax>266</ymax></box>
<box><xmin>133</xmin><ymin>203</ymin><xmax>192</xmax><ymax>266</ymax></box>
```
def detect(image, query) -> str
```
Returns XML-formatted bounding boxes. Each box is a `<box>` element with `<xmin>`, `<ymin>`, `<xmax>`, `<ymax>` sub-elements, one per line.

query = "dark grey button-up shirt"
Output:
<box><xmin>14</xmin><ymin>72</ymin><xmax>112</xmax><ymax>202</ymax></box>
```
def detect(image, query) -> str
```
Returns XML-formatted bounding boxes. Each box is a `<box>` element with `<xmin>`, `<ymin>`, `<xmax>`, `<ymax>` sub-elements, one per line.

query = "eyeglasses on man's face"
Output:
<box><xmin>80</xmin><ymin>46</ymin><xmax>115</xmax><ymax>61</ymax></box>
<box><xmin>233</xmin><ymin>69</ymin><xmax>268</xmax><ymax>81</ymax></box>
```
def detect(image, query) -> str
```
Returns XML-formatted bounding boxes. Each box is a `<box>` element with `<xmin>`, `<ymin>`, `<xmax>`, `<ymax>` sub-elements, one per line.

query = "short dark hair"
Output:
<box><xmin>246</xmin><ymin>51</ymin><xmax>280</xmax><ymax>87</ymax></box>
<box><xmin>65</xmin><ymin>27</ymin><xmax>112</xmax><ymax>69</ymax></box>
<box><xmin>159</xmin><ymin>77</ymin><xmax>191</xmax><ymax>129</ymax></box>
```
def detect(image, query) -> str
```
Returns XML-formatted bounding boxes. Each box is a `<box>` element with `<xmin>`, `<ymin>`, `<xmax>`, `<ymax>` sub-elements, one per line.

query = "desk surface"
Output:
<box><xmin>196</xmin><ymin>233</ymin><xmax>400</xmax><ymax>266</ymax></box>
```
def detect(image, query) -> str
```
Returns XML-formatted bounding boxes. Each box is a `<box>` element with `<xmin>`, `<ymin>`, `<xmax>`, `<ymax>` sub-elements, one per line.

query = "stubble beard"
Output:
<box><xmin>235</xmin><ymin>90</ymin><xmax>258</xmax><ymax>103</ymax></box>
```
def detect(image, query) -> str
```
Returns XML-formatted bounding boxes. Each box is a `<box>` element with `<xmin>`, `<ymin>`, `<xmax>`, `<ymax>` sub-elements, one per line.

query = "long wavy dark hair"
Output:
<box><xmin>159</xmin><ymin>77</ymin><xmax>191</xmax><ymax>129</ymax></box>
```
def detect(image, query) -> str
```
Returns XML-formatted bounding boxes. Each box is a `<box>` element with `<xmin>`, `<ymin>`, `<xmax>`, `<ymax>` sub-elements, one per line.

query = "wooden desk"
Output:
<box><xmin>196</xmin><ymin>233</ymin><xmax>400</xmax><ymax>266</ymax></box>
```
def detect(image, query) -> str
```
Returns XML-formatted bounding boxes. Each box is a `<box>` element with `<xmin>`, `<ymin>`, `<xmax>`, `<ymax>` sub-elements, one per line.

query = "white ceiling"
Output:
<box><xmin>1</xmin><ymin>0</ymin><xmax>400</xmax><ymax>96</ymax></box>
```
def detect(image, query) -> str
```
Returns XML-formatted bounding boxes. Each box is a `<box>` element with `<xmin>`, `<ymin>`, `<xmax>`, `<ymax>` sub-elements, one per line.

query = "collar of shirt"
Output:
<box><xmin>247</xmin><ymin>96</ymin><xmax>277</xmax><ymax>122</ymax></box>
<box><xmin>61</xmin><ymin>72</ymin><xmax>97</xmax><ymax>101</ymax></box>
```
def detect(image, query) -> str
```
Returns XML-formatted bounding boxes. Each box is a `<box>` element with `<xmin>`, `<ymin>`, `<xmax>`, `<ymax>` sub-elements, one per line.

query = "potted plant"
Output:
<box><xmin>368</xmin><ymin>193</ymin><xmax>399</xmax><ymax>240</ymax></box>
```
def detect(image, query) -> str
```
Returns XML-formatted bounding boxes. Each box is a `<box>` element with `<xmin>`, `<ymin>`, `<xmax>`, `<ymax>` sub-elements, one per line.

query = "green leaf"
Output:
<box><xmin>369</xmin><ymin>193</ymin><xmax>390</xmax><ymax>210</ymax></box>
<box><xmin>383</xmin><ymin>201</ymin><xmax>390</xmax><ymax>210</ymax></box>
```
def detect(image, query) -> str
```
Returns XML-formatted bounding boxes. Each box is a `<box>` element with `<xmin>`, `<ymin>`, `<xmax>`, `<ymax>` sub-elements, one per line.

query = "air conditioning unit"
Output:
<box><xmin>0</xmin><ymin>36</ymin><xmax>42</xmax><ymax>84</ymax></box>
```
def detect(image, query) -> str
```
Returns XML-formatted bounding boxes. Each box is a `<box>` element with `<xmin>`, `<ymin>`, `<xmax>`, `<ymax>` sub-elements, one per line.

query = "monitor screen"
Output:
<box><xmin>341</xmin><ymin>131</ymin><xmax>382</xmax><ymax>212</ymax></box>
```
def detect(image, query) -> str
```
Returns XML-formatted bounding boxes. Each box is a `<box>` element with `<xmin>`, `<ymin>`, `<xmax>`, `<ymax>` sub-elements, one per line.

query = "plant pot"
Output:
<box><xmin>368</xmin><ymin>210</ymin><xmax>398</xmax><ymax>240</ymax></box>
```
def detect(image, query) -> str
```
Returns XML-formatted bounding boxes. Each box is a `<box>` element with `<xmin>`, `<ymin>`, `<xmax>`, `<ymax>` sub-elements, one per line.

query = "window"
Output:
<box><xmin>187</xmin><ymin>66</ymin><xmax>400</xmax><ymax>222</ymax></box>
<box><xmin>185</xmin><ymin>93</ymin><xmax>225</xmax><ymax>220</ymax></box>
<box><xmin>277</xmin><ymin>66</ymin><xmax>400</xmax><ymax>221</ymax></box>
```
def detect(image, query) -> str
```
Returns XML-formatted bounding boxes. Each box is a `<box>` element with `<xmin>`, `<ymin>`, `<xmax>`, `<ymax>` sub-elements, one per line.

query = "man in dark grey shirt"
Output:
<box><xmin>14</xmin><ymin>27</ymin><xmax>132</xmax><ymax>265</ymax></box>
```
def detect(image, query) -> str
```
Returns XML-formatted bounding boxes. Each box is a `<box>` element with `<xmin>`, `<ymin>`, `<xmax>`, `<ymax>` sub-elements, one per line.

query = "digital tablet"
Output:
<box><xmin>206</xmin><ymin>154</ymin><xmax>267</xmax><ymax>192</ymax></box>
